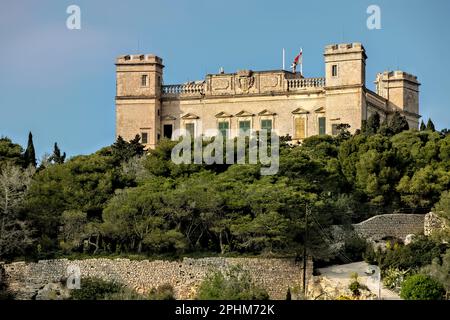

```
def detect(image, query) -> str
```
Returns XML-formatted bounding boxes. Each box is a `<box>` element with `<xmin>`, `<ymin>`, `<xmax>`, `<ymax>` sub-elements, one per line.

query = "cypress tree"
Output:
<box><xmin>50</xmin><ymin>142</ymin><xmax>66</xmax><ymax>164</ymax></box>
<box><xmin>286</xmin><ymin>287</ymin><xmax>292</xmax><ymax>300</ymax></box>
<box><xmin>23</xmin><ymin>131</ymin><xmax>37</xmax><ymax>167</ymax></box>
<box><xmin>420</xmin><ymin>120</ymin><xmax>426</xmax><ymax>131</ymax></box>
<box><xmin>426</xmin><ymin>119</ymin><xmax>436</xmax><ymax>132</ymax></box>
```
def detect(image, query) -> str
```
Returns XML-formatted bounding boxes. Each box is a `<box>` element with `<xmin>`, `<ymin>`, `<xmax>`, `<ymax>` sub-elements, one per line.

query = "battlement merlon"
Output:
<box><xmin>376</xmin><ymin>71</ymin><xmax>421</xmax><ymax>86</ymax></box>
<box><xmin>116</xmin><ymin>54</ymin><xmax>164</xmax><ymax>66</ymax></box>
<box><xmin>324</xmin><ymin>42</ymin><xmax>367</xmax><ymax>60</ymax></box>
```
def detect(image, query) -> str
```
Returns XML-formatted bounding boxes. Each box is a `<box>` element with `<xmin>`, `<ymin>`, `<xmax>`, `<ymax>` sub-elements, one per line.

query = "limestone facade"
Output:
<box><xmin>115</xmin><ymin>43</ymin><xmax>421</xmax><ymax>149</ymax></box>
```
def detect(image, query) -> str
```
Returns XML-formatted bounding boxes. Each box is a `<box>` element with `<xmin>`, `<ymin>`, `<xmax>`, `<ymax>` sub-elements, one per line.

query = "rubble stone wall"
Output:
<box><xmin>0</xmin><ymin>257</ymin><xmax>312</xmax><ymax>300</ymax></box>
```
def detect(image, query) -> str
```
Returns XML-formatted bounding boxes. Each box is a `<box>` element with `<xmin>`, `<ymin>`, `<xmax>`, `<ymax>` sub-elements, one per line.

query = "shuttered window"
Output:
<box><xmin>295</xmin><ymin>117</ymin><xmax>306</xmax><ymax>139</ymax></box>
<box><xmin>218</xmin><ymin>121</ymin><xmax>229</xmax><ymax>139</ymax></box>
<box><xmin>239</xmin><ymin>121</ymin><xmax>251</xmax><ymax>135</ymax></box>
<box><xmin>261</xmin><ymin>119</ymin><xmax>272</xmax><ymax>135</ymax></box>
<box><xmin>185</xmin><ymin>123</ymin><xmax>195</xmax><ymax>138</ymax></box>
<box><xmin>318</xmin><ymin>117</ymin><xmax>326</xmax><ymax>135</ymax></box>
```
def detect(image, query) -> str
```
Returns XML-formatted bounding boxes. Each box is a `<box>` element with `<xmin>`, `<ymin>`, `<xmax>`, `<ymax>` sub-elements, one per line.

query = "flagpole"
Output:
<box><xmin>282</xmin><ymin>48</ymin><xmax>285</xmax><ymax>70</ymax></box>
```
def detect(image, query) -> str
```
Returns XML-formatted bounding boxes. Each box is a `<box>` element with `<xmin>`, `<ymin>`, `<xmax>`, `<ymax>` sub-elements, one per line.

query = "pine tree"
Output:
<box><xmin>378</xmin><ymin>118</ymin><xmax>392</xmax><ymax>136</ymax></box>
<box><xmin>50</xmin><ymin>142</ymin><xmax>66</xmax><ymax>164</ymax></box>
<box><xmin>23</xmin><ymin>131</ymin><xmax>37</xmax><ymax>168</ymax></box>
<box><xmin>389</xmin><ymin>111</ymin><xmax>409</xmax><ymax>135</ymax></box>
<box><xmin>426</xmin><ymin>119</ymin><xmax>436</xmax><ymax>132</ymax></box>
<box><xmin>111</xmin><ymin>135</ymin><xmax>145</xmax><ymax>163</ymax></box>
<box><xmin>420</xmin><ymin>120</ymin><xmax>426</xmax><ymax>131</ymax></box>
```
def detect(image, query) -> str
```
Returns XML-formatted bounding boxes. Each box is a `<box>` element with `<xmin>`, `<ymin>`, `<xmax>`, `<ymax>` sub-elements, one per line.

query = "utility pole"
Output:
<box><xmin>302</xmin><ymin>204</ymin><xmax>309</xmax><ymax>298</ymax></box>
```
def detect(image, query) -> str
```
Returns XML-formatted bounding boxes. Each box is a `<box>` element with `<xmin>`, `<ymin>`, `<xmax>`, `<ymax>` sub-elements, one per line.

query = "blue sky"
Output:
<box><xmin>1</xmin><ymin>0</ymin><xmax>449</xmax><ymax>158</ymax></box>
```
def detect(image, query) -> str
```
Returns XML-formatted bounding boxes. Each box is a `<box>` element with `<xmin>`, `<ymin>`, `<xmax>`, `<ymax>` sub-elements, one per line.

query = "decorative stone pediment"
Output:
<box><xmin>258</xmin><ymin>109</ymin><xmax>276</xmax><ymax>116</ymax></box>
<box><xmin>215</xmin><ymin>111</ymin><xmax>233</xmax><ymax>118</ymax></box>
<box><xmin>292</xmin><ymin>107</ymin><xmax>309</xmax><ymax>115</ymax></box>
<box><xmin>314</xmin><ymin>106</ymin><xmax>326</xmax><ymax>113</ymax></box>
<box><xmin>162</xmin><ymin>115</ymin><xmax>176</xmax><ymax>121</ymax></box>
<box><xmin>181</xmin><ymin>113</ymin><xmax>199</xmax><ymax>120</ymax></box>
<box><xmin>235</xmin><ymin>110</ymin><xmax>254</xmax><ymax>117</ymax></box>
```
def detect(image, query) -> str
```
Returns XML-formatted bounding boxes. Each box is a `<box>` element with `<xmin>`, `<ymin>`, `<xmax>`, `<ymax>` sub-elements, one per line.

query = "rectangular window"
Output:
<box><xmin>239</xmin><ymin>121</ymin><xmax>251</xmax><ymax>136</ymax></box>
<box><xmin>332</xmin><ymin>65</ymin><xmax>338</xmax><ymax>77</ymax></box>
<box><xmin>218</xmin><ymin>121</ymin><xmax>229</xmax><ymax>139</ymax></box>
<box><xmin>295</xmin><ymin>117</ymin><xmax>306</xmax><ymax>139</ymax></box>
<box><xmin>332</xmin><ymin>124</ymin><xmax>339</xmax><ymax>135</ymax></box>
<box><xmin>141</xmin><ymin>132</ymin><xmax>148</xmax><ymax>144</ymax></box>
<box><xmin>261</xmin><ymin>119</ymin><xmax>272</xmax><ymax>135</ymax></box>
<box><xmin>185</xmin><ymin>123</ymin><xmax>195</xmax><ymax>138</ymax></box>
<box><xmin>141</xmin><ymin>74</ymin><xmax>148</xmax><ymax>86</ymax></box>
<box><xmin>163</xmin><ymin>124</ymin><xmax>173</xmax><ymax>139</ymax></box>
<box><xmin>318</xmin><ymin>117</ymin><xmax>326</xmax><ymax>135</ymax></box>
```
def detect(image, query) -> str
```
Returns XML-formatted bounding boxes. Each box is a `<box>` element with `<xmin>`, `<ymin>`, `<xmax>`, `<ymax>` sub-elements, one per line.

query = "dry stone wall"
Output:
<box><xmin>1</xmin><ymin>257</ymin><xmax>311</xmax><ymax>300</ymax></box>
<box><xmin>352</xmin><ymin>214</ymin><xmax>425</xmax><ymax>241</ymax></box>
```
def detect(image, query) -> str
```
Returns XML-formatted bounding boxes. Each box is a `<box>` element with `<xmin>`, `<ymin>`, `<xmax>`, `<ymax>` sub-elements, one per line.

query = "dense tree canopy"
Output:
<box><xmin>1</xmin><ymin>113</ymin><xmax>449</xmax><ymax>262</ymax></box>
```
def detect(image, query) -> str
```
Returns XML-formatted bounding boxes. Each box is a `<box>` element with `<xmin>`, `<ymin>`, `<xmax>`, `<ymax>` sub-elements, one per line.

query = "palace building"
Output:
<box><xmin>115</xmin><ymin>42</ymin><xmax>420</xmax><ymax>148</ymax></box>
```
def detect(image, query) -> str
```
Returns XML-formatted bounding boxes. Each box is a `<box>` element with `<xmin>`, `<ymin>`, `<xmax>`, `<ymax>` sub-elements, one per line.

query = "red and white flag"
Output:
<box><xmin>293</xmin><ymin>49</ymin><xmax>303</xmax><ymax>66</ymax></box>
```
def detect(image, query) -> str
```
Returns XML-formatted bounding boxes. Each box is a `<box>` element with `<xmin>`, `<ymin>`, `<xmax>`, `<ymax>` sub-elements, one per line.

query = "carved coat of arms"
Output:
<box><xmin>236</xmin><ymin>70</ymin><xmax>254</xmax><ymax>94</ymax></box>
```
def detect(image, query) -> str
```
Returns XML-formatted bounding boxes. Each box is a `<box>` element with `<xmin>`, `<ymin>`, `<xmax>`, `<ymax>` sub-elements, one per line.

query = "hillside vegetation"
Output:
<box><xmin>1</xmin><ymin>114</ymin><xmax>449</xmax><ymax>263</ymax></box>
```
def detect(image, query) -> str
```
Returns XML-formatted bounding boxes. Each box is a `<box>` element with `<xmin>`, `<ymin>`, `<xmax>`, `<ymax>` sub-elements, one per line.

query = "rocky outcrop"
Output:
<box><xmin>424</xmin><ymin>212</ymin><xmax>446</xmax><ymax>236</ymax></box>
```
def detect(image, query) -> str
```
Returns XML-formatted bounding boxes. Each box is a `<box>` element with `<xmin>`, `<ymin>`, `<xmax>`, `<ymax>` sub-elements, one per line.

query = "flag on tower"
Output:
<box><xmin>291</xmin><ymin>48</ymin><xmax>303</xmax><ymax>74</ymax></box>
<box><xmin>294</xmin><ymin>49</ymin><xmax>303</xmax><ymax>65</ymax></box>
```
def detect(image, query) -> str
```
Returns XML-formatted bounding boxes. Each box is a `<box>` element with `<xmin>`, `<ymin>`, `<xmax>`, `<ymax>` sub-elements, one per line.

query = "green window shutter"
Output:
<box><xmin>261</xmin><ymin>119</ymin><xmax>272</xmax><ymax>134</ymax></box>
<box><xmin>185</xmin><ymin>123</ymin><xmax>195</xmax><ymax>138</ymax></box>
<box><xmin>318</xmin><ymin>117</ymin><xmax>326</xmax><ymax>135</ymax></box>
<box><xmin>218</xmin><ymin>122</ymin><xmax>229</xmax><ymax>139</ymax></box>
<box><xmin>141</xmin><ymin>132</ymin><xmax>148</xmax><ymax>144</ymax></box>
<box><xmin>239</xmin><ymin>121</ymin><xmax>251</xmax><ymax>135</ymax></box>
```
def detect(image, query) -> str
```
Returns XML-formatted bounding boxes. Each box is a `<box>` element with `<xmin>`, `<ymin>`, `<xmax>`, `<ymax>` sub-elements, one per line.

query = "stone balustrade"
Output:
<box><xmin>287</xmin><ymin>77</ymin><xmax>326</xmax><ymax>90</ymax></box>
<box><xmin>162</xmin><ymin>77</ymin><xmax>325</xmax><ymax>97</ymax></box>
<box><xmin>163</xmin><ymin>83</ymin><xmax>205</xmax><ymax>96</ymax></box>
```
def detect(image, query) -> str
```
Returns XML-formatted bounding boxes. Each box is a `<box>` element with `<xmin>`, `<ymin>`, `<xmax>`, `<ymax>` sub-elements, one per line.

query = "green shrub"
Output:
<box><xmin>148</xmin><ymin>284</ymin><xmax>175</xmax><ymax>300</ymax></box>
<box><xmin>400</xmin><ymin>274</ymin><xmax>445</xmax><ymax>300</ymax></box>
<box><xmin>69</xmin><ymin>277</ymin><xmax>124</xmax><ymax>300</ymax></box>
<box><xmin>348</xmin><ymin>272</ymin><xmax>368</xmax><ymax>297</ymax></box>
<box><xmin>366</xmin><ymin>237</ymin><xmax>446</xmax><ymax>272</ymax></box>
<box><xmin>103</xmin><ymin>287</ymin><xmax>146</xmax><ymax>300</ymax></box>
<box><xmin>348</xmin><ymin>281</ymin><xmax>361</xmax><ymax>296</ymax></box>
<box><xmin>196</xmin><ymin>265</ymin><xmax>269</xmax><ymax>300</ymax></box>
<box><xmin>382</xmin><ymin>267</ymin><xmax>410</xmax><ymax>291</ymax></box>
<box><xmin>421</xmin><ymin>248</ymin><xmax>450</xmax><ymax>292</ymax></box>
